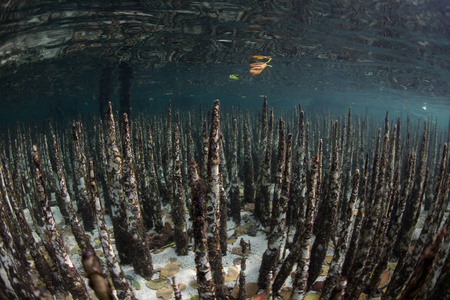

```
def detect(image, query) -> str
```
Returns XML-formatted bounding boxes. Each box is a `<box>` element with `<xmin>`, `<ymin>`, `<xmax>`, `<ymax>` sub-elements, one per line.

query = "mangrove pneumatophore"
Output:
<box><xmin>0</xmin><ymin>97</ymin><xmax>448</xmax><ymax>300</ymax></box>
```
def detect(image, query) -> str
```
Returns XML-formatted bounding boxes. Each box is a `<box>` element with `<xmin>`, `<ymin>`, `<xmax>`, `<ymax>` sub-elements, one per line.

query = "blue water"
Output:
<box><xmin>0</xmin><ymin>0</ymin><xmax>449</xmax><ymax>127</ymax></box>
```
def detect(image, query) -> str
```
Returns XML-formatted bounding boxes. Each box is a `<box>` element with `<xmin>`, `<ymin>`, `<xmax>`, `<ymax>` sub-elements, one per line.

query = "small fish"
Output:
<box><xmin>229</xmin><ymin>74</ymin><xmax>239</xmax><ymax>80</ymax></box>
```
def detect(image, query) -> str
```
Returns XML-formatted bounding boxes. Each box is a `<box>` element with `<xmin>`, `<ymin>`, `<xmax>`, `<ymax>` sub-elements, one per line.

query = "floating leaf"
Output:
<box><xmin>146</xmin><ymin>278</ymin><xmax>169</xmax><ymax>290</ymax></box>
<box><xmin>132</xmin><ymin>280</ymin><xmax>141</xmax><ymax>290</ymax></box>
<box><xmin>178</xmin><ymin>283</ymin><xmax>186</xmax><ymax>291</ymax></box>
<box><xmin>160</xmin><ymin>263</ymin><xmax>180</xmax><ymax>277</ymax></box>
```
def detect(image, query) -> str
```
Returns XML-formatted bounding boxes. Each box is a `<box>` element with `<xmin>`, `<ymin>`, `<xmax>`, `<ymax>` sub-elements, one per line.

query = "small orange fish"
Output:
<box><xmin>248</xmin><ymin>24</ymin><xmax>262</xmax><ymax>29</ymax></box>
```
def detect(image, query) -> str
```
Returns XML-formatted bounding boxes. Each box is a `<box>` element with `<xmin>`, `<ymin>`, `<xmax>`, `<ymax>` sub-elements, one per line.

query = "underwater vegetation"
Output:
<box><xmin>0</xmin><ymin>98</ymin><xmax>448</xmax><ymax>300</ymax></box>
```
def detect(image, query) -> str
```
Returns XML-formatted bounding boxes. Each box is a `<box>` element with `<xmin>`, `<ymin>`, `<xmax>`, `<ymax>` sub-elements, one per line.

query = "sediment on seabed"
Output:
<box><xmin>0</xmin><ymin>98</ymin><xmax>448</xmax><ymax>300</ymax></box>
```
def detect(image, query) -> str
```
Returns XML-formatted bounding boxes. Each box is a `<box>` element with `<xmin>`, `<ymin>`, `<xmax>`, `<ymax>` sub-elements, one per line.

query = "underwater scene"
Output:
<box><xmin>0</xmin><ymin>1</ymin><xmax>449</xmax><ymax>299</ymax></box>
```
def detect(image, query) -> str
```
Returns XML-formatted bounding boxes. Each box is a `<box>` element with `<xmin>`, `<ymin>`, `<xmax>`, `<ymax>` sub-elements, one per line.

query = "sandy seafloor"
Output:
<box><xmin>23</xmin><ymin>201</ymin><xmax>299</xmax><ymax>300</ymax></box>
<box><xmin>22</xmin><ymin>193</ymin><xmax>431</xmax><ymax>300</ymax></box>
